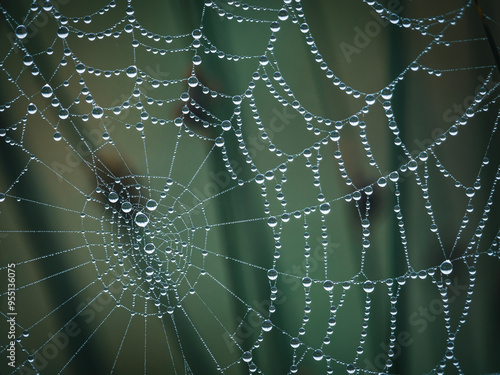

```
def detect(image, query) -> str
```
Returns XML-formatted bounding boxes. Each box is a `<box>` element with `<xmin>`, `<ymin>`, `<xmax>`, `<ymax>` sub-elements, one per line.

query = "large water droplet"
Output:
<box><xmin>270</xmin><ymin>21</ymin><xmax>280</xmax><ymax>33</ymax></box>
<box><xmin>349</xmin><ymin>115</ymin><xmax>359</xmax><ymax>126</ymax></box>
<box><xmin>41</xmin><ymin>84</ymin><xmax>53</xmax><ymax>98</ymax></box>
<box><xmin>126</xmin><ymin>65</ymin><xmax>137</xmax><ymax>78</ymax></box>
<box><xmin>57</xmin><ymin>26</ymin><xmax>69</xmax><ymax>38</ymax></box>
<box><xmin>58</xmin><ymin>108</ymin><xmax>69</xmax><ymax>120</ymax></box>
<box><xmin>381</xmin><ymin>88</ymin><xmax>393</xmax><ymax>100</ymax></box>
<box><xmin>192</xmin><ymin>29</ymin><xmax>202</xmax><ymax>40</ymax></box>
<box><xmin>346</xmin><ymin>364</ymin><xmax>356</xmax><ymax>374</ymax></box>
<box><xmin>267</xmin><ymin>269</ymin><xmax>278</xmax><ymax>281</ymax></box>
<box><xmin>92</xmin><ymin>107</ymin><xmax>104</xmax><ymax>119</ymax></box>
<box><xmin>365</xmin><ymin>94</ymin><xmax>375</xmax><ymax>105</ymax></box>
<box><xmin>121</xmin><ymin>202</ymin><xmax>132</xmax><ymax>213</ymax></box>
<box><xmin>187</xmin><ymin>76</ymin><xmax>198</xmax><ymax>88</ymax></box>
<box><xmin>232</xmin><ymin>95</ymin><xmax>242</xmax><ymax>105</ymax></box>
<box><xmin>192</xmin><ymin>55</ymin><xmax>202</xmax><ymax>65</ymax></box>
<box><xmin>302</xmin><ymin>277</ymin><xmax>312</xmax><ymax>288</ymax></box>
<box><xmin>27</xmin><ymin>103</ymin><xmax>37</xmax><ymax>114</ymax></box>
<box><xmin>330</xmin><ymin>130</ymin><xmax>340</xmax><ymax>142</ymax></box>
<box><xmin>242</xmin><ymin>351</ymin><xmax>252</xmax><ymax>363</ymax></box>
<box><xmin>319</xmin><ymin>203</ymin><xmax>331</xmax><ymax>215</ymax></box>
<box><xmin>363</xmin><ymin>280</ymin><xmax>374</xmax><ymax>293</ymax></box>
<box><xmin>135</xmin><ymin>212</ymin><xmax>149</xmax><ymax>227</ymax></box>
<box><xmin>290</xmin><ymin>337</ymin><xmax>300</xmax><ymax>348</ymax></box>
<box><xmin>144</xmin><ymin>243</ymin><xmax>155</xmax><ymax>255</ymax></box>
<box><xmin>259</xmin><ymin>55</ymin><xmax>269</xmax><ymax>66</ymax></box>
<box><xmin>261</xmin><ymin>319</ymin><xmax>272</xmax><ymax>332</ymax></box>
<box><xmin>215</xmin><ymin>137</ymin><xmax>225</xmax><ymax>147</ymax></box>
<box><xmin>16</xmin><ymin>25</ymin><xmax>28</xmax><ymax>39</ymax></box>
<box><xmin>312</xmin><ymin>349</ymin><xmax>323</xmax><ymax>361</ymax></box>
<box><xmin>146</xmin><ymin>199</ymin><xmax>158</xmax><ymax>211</ymax></box>
<box><xmin>145</xmin><ymin>266</ymin><xmax>154</xmax><ymax>276</ymax></box>
<box><xmin>221</xmin><ymin>120</ymin><xmax>232</xmax><ymax>131</ymax></box>
<box><xmin>440</xmin><ymin>260</ymin><xmax>453</xmax><ymax>275</ymax></box>
<box><xmin>278</xmin><ymin>9</ymin><xmax>289</xmax><ymax>21</ymax></box>
<box><xmin>267</xmin><ymin>216</ymin><xmax>278</xmax><ymax>228</ymax></box>
<box><xmin>299</xmin><ymin>23</ymin><xmax>310</xmax><ymax>34</ymax></box>
<box><xmin>108</xmin><ymin>192</ymin><xmax>119</xmax><ymax>203</ymax></box>
<box><xmin>53</xmin><ymin>132</ymin><xmax>62</xmax><ymax>141</ymax></box>
<box><xmin>323</xmin><ymin>280</ymin><xmax>334</xmax><ymax>292</ymax></box>
<box><xmin>255</xmin><ymin>174</ymin><xmax>265</xmax><ymax>184</ymax></box>
<box><xmin>377</xmin><ymin>177</ymin><xmax>387</xmax><ymax>187</ymax></box>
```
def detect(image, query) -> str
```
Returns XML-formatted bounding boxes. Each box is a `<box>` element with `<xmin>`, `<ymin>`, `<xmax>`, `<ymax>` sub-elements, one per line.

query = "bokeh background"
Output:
<box><xmin>1</xmin><ymin>0</ymin><xmax>500</xmax><ymax>374</ymax></box>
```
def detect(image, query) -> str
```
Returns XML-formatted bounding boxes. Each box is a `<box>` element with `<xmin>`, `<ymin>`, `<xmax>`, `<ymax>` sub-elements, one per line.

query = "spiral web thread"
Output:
<box><xmin>0</xmin><ymin>0</ymin><xmax>499</xmax><ymax>374</ymax></box>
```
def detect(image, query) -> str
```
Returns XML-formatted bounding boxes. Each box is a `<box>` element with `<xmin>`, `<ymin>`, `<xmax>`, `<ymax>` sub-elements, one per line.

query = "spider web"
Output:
<box><xmin>1</xmin><ymin>0</ymin><xmax>500</xmax><ymax>374</ymax></box>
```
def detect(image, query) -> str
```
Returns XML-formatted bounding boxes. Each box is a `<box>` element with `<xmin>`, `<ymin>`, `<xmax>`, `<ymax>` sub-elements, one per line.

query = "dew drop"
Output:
<box><xmin>187</xmin><ymin>76</ymin><xmax>198</xmax><ymax>88</ymax></box>
<box><xmin>215</xmin><ymin>136</ymin><xmax>225</xmax><ymax>147</ymax></box>
<box><xmin>126</xmin><ymin>65</ymin><xmax>137</xmax><ymax>78</ymax></box>
<box><xmin>108</xmin><ymin>192</ymin><xmax>119</xmax><ymax>203</ymax></box>
<box><xmin>299</xmin><ymin>23</ymin><xmax>310</xmax><ymax>33</ymax></box>
<box><xmin>259</xmin><ymin>55</ymin><xmax>269</xmax><ymax>66</ymax></box>
<box><xmin>221</xmin><ymin>120</ymin><xmax>232</xmax><ymax>131</ymax></box>
<box><xmin>144</xmin><ymin>243</ymin><xmax>155</xmax><ymax>255</ymax></box>
<box><xmin>262</xmin><ymin>319</ymin><xmax>272</xmax><ymax>332</ymax></box>
<box><xmin>319</xmin><ymin>202</ymin><xmax>331</xmax><ymax>215</ymax></box>
<box><xmin>267</xmin><ymin>216</ymin><xmax>278</xmax><ymax>228</ymax></box>
<box><xmin>146</xmin><ymin>199</ymin><xmax>158</xmax><ymax>211</ymax></box>
<box><xmin>365</xmin><ymin>94</ymin><xmax>375</xmax><ymax>105</ymax></box>
<box><xmin>232</xmin><ymin>95</ymin><xmax>242</xmax><ymax>105</ymax></box>
<box><xmin>53</xmin><ymin>131</ymin><xmax>62</xmax><ymax>141</ymax></box>
<box><xmin>57</xmin><ymin>26</ymin><xmax>69</xmax><ymax>38</ymax></box>
<box><xmin>440</xmin><ymin>260</ymin><xmax>453</xmax><ymax>275</ymax></box>
<box><xmin>41</xmin><ymin>84</ymin><xmax>53</xmax><ymax>98</ymax></box>
<box><xmin>121</xmin><ymin>202</ymin><xmax>132</xmax><ymax>213</ymax></box>
<box><xmin>270</xmin><ymin>21</ymin><xmax>280</xmax><ymax>33</ymax></box>
<box><xmin>267</xmin><ymin>268</ymin><xmax>278</xmax><ymax>281</ymax></box>
<box><xmin>349</xmin><ymin>115</ymin><xmax>359</xmax><ymax>126</ymax></box>
<box><xmin>465</xmin><ymin>187</ymin><xmax>475</xmax><ymax>198</ymax></box>
<box><xmin>323</xmin><ymin>280</ymin><xmax>334</xmax><ymax>292</ymax></box>
<box><xmin>58</xmin><ymin>108</ymin><xmax>69</xmax><ymax>120</ymax></box>
<box><xmin>377</xmin><ymin>177</ymin><xmax>387</xmax><ymax>187</ymax></box>
<box><xmin>290</xmin><ymin>337</ymin><xmax>300</xmax><ymax>348</ymax></box>
<box><xmin>278</xmin><ymin>9</ymin><xmax>289</xmax><ymax>21</ymax></box>
<box><xmin>0</xmin><ymin>193</ymin><xmax>5</xmax><ymax>202</ymax></box>
<box><xmin>312</xmin><ymin>349</ymin><xmax>323</xmax><ymax>361</ymax></box>
<box><xmin>330</xmin><ymin>130</ymin><xmax>340</xmax><ymax>142</ymax></box>
<box><xmin>135</xmin><ymin>212</ymin><xmax>149</xmax><ymax>227</ymax></box>
<box><xmin>92</xmin><ymin>107</ymin><xmax>104</xmax><ymax>119</ymax></box>
<box><xmin>302</xmin><ymin>277</ymin><xmax>312</xmax><ymax>288</ymax></box>
<box><xmin>145</xmin><ymin>266</ymin><xmax>154</xmax><ymax>276</ymax></box>
<box><xmin>16</xmin><ymin>25</ymin><xmax>28</xmax><ymax>39</ymax></box>
<box><xmin>192</xmin><ymin>29</ymin><xmax>202</xmax><ymax>40</ymax></box>
<box><xmin>363</xmin><ymin>280</ymin><xmax>374</xmax><ymax>293</ymax></box>
<box><xmin>242</xmin><ymin>351</ymin><xmax>252</xmax><ymax>363</ymax></box>
<box><xmin>389</xmin><ymin>171</ymin><xmax>399</xmax><ymax>182</ymax></box>
<box><xmin>192</xmin><ymin>55</ymin><xmax>202</xmax><ymax>65</ymax></box>
<box><xmin>381</xmin><ymin>87</ymin><xmax>393</xmax><ymax>100</ymax></box>
<box><xmin>408</xmin><ymin>160</ymin><xmax>418</xmax><ymax>171</ymax></box>
<box><xmin>27</xmin><ymin>103</ymin><xmax>37</xmax><ymax>114</ymax></box>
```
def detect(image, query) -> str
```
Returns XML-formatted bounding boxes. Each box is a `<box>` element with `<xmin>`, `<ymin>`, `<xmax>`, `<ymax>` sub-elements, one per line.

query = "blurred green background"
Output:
<box><xmin>1</xmin><ymin>0</ymin><xmax>500</xmax><ymax>374</ymax></box>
